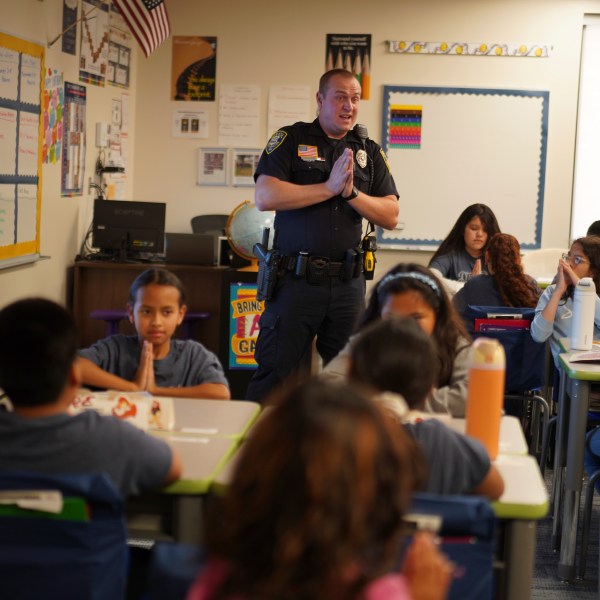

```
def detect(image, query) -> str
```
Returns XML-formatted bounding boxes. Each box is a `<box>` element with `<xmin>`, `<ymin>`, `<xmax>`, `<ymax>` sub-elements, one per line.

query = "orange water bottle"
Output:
<box><xmin>465</xmin><ymin>337</ymin><xmax>505</xmax><ymax>460</ymax></box>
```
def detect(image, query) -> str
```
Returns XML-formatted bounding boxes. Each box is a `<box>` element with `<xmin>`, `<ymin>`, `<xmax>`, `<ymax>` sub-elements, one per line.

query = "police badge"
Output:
<box><xmin>356</xmin><ymin>149</ymin><xmax>367</xmax><ymax>169</ymax></box>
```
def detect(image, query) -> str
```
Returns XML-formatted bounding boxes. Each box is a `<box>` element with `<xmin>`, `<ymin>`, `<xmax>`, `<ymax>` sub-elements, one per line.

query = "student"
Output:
<box><xmin>79</xmin><ymin>268</ymin><xmax>230</xmax><ymax>399</ymax></box>
<box><xmin>0</xmin><ymin>298</ymin><xmax>182</xmax><ymax>497</ymax></box>
<box><xmin>531</xmin><ymin>236</ymin><xmax>600</xmax><ymax>368</ymax></box>
<box><xmin>588</xmin><ymin>220</ymin><xmax>600</xmax><ymax>237</ymax></box>
<box><xmin>323</xmin><ymin>264</ymin><xmax>471</xmax><ymax>417</ymax></box>
<box><xmin>428</xmin><ymin>203</ymin><xmax>501</xmax><ymax>294</ymax></box>
<box><xmin>453</xmin><ymin>233</ymin><xmax>541</xmax><ymax>332</ymax></box>
<box><xmin>187</xmin><ymin>379</ymin><xmax>453</xmax><ymax>600</ymax></box>
<box><xmin>348</xmin><ymin>316</ymin><xmax>504</xmax><ymax>499</ymax></box>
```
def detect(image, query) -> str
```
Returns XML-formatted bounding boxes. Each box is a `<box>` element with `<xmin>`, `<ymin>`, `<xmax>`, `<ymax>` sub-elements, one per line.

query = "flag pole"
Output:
<box><xmin>47</xmin><ymin>1</ymin><xmax>109</xmax><ymax>49</ymax></box>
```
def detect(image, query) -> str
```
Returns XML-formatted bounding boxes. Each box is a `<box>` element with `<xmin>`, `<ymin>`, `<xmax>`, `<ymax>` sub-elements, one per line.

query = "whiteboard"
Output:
<box><xmin>378</xmin><ymin>86</ymin><xmax>549</xmax><ymax>250</ymax></box>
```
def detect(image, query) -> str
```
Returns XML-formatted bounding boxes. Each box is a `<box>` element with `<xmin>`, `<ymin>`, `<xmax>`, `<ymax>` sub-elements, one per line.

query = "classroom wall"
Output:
<box><xmin>1</xmin><ymin>0</ymin><xmax>136</xmax><ymax>307</ymax></box>
<box><xmin>2</xmin><ymin>0</ymin><xmax>599</xmax><ymax>307</ymax></box>
<box><xmin>133</xmin><ymin>0</ymin><xmax>599</xmax><ymax>274</ymax></box>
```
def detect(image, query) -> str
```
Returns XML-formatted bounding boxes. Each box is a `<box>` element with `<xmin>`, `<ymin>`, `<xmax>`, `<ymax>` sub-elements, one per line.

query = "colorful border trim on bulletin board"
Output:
<box><xmin>388</xmin><ymin>41</ymin><xmax>551</xmax><ymax>57</ymax></box>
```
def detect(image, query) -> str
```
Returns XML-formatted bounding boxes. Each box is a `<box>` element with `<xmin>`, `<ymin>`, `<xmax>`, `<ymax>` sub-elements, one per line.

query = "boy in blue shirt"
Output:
<box><xmin>0</xmin><ymin>298</ymin><xmax>182</xmax><ymax>497</ymax></box>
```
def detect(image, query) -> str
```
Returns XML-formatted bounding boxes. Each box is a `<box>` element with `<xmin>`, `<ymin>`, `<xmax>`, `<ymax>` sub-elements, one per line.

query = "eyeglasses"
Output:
<box><xmin>562</xmin><ymin>252</ymin><xmax>590</xmax><ymax>266</ymax></box>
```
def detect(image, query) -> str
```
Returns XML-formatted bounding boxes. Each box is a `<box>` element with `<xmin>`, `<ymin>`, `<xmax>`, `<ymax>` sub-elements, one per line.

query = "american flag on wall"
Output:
<box><xmin>113</xmin><ymin>0</ymin><xmax>170</xmax><ymax>58</ymax></box>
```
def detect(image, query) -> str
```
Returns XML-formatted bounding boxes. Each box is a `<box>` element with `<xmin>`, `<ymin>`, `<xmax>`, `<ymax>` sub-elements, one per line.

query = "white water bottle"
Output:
<box><xmin>571</xmin><ymin>277</ymin><xmax>596</xmax><ymax>350</ymax></box>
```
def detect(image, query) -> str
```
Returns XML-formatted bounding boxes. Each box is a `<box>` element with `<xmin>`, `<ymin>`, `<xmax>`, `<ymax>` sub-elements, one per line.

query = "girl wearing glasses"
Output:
<box><xmin>531</xmin><ymin>236</ymin><xmax>600</xmax><ymax>368</ymax></box>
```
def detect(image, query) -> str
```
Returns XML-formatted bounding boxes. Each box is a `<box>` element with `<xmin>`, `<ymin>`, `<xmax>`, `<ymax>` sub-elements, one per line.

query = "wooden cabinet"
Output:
<box><xmin>69</xmin><ymin>261</ymin><xmax>228</xmax><ymax>354</ymax></box>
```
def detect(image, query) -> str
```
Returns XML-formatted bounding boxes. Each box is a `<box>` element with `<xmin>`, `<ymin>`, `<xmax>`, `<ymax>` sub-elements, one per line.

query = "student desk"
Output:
<box><xmin>550</xmin><ymin>339</ymin><xmax>600</xmax><ymax>581</ymax></box>
<box><xmin>449</xmin><ymin>417</ymin><xmax>547</xmax><ymax>598</ymax></box>
<box><xmin>152</xmin><ymin>398</ymin><xmax>261</xmax><ymax>440</ymax></box>
<box><xmin>447</xmin><ymin>415</ymin><xmax>528</xmax><ymax>455</ymax></box>
<box><xmin>127</xmin><ymin>399</ymin><xmax>261</xmax><ymax>545</ymax></box>
<box><xmin>211</xmin><ymin>412</ymin><xmax>548</xmax><ymax>599</ymax></box>
<box><xmin>492</xmin><ymin>454</ymin><xmax>548</xmax><ymax>599</ymax></box>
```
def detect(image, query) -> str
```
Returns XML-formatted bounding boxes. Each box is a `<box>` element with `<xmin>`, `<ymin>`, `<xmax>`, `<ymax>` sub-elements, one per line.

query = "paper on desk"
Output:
<box><xmin>569</xmin><ymin>350</ymin><xmax>600</xmax><ymax>363</ymax></box>
<box><xmin>70</xmin><ymin>390</ymin><xmax>175</xmax><ymax>431</ymax></box>
<box><xmin>0</xmin><ymin>490</ymin><xmax>63</xmax><ymax>513</ymax></box>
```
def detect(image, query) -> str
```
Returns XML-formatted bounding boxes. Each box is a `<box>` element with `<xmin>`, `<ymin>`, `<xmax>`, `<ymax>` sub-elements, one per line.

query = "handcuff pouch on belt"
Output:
<box><xmin>306</xmin><ymin>257</ymin><xmax>329</xmax><ymax>285</ymax></box>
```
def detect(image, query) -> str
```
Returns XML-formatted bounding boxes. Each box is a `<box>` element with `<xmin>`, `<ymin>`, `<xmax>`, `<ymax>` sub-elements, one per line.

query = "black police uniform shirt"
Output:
<box><xmin>254</xmin><ymin>119</ymin><xmax>398</xmax><ymax>262</ymax></box>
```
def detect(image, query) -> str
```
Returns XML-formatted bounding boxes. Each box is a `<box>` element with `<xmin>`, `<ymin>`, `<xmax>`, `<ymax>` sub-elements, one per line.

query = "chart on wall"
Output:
<box><xmin>0</xmin><ymin>33</ymin><xmax>44</xmax><ymax>264</ymax></box>
<box><xmin>379</xmin><ymin>86</ymin><xmax>549</xmax><ymax>250</ymax></box>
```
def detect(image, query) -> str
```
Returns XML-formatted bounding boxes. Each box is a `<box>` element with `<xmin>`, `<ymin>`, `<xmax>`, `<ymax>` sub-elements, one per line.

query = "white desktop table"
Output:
<box><xmin>211</xmin><ymin>410</ymin><xmax>547</xmax><ymax>600</ymax></box>
<box><xmin>419</xmin><ymin>415</ymin><xmax>546</xmax><ymax>598</ymax></box>
<box><xmin>128</xmin><ymin>398</ymin><xmax>261</xmax><ymax>545</ymax></box>
<box><xmin>152</xmin><ymin>398</ymin><xmax>261</xmax><ymax>440</ymax></box>
<box><xmin>447</xmin><ymin>415</ymin><xmax>528</xmax><ymax>456</ymax></box>
<box><xmin>492</xmin><ymin>453</ymin><xmax>549</xmax><ymax>599</ymax></box>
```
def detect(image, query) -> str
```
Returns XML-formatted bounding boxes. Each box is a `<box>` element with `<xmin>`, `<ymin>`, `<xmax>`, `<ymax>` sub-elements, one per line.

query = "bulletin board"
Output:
<box><xmin>378</xmin><ymin>86</ymin><xmax>549</xmax><ymax>250</ymax></box>
<box><xmin>0</xmin><ymin>33</ymin><xmax>44</xmax><ymax>266</ymax></box>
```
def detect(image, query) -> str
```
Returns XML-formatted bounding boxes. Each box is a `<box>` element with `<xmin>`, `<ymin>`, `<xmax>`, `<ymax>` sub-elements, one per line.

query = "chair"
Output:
<box><xmin>190</xmin><ymin>214</ymin><xmax>229</xmax><ymax>236</ymax></box>
<box><xmin>520</xmin><ymin>248</ymin><xmax>564</xmax><ymax>285</ymax></box>
<box><xmin>402</xmin><ymin>493</ymin><xmax>496</xmax><ymax>600</ymax></box>
<box><xmin>463</xmin><ymin>305</ymin><xmax>550</xmax><ymax>458</ymax></box>
<box><xmin>146</xmin><ymin>542</ymin><xmax>204</xmax><ymax>600</ymax></box>
<box><xmin>577</xmin><ymin>424</ymin><xmax>600</xmax><ymax>579</ymax></box>
<box><xmin>0</xmin><ymin>471</ymin><xmax>128</xmax><ymax>600</ymax></box>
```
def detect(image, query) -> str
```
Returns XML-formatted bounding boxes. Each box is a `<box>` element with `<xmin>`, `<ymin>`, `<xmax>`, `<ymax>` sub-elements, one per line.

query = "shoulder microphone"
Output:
<box><xmin>353</xmin><ymin>124</ymin><xmax>369</xmax><ymax>145</ymax></box>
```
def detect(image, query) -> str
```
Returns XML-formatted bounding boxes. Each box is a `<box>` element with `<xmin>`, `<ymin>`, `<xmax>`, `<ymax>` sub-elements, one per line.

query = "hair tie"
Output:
<box><xmin>377</xmin><ymin>271</ymin><xmax>441</xmax><ymax>298</ymax></box>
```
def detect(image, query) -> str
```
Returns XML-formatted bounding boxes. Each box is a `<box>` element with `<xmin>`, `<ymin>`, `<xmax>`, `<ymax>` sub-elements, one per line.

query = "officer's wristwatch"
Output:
<box><xmin>344</xmin><ymin>186</ymin><xmax>359</xmax><ymax>201</ymax></box>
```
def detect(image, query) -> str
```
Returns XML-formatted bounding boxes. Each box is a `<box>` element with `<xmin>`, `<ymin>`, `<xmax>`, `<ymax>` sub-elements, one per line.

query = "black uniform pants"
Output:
<box><xmin>245</xmin><ymin>274</ymin><xmax>365</xmax><ymax>402</ymax></box>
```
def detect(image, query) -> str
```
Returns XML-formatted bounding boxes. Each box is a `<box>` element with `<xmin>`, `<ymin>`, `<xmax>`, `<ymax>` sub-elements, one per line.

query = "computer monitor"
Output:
<box><xmin>92</xmin><ymin>199</ymin><xmax>166</xmax><ymax>260</ymax></box>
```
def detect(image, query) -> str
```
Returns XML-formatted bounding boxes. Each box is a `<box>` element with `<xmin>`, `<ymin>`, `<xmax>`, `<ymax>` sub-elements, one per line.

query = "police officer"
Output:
<box><xmin>246</xmin><ymin>68</ymin><xmax>399</xmax><ymax>402</ymax></box>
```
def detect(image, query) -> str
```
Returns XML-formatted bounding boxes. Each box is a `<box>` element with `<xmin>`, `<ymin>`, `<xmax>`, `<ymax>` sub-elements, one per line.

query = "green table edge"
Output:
<box><xmin>491</xmin><ymin>499</ymin><xmax>549</xmax><ymax>520</ymax></box>
<box><xmin>162</xmin><ymin>438</ymin><xmax>242</xmax><ymax>495</ymax></box>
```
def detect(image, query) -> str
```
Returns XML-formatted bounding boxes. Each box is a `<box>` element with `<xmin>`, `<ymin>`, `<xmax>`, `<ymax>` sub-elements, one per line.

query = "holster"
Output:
<box><xmin>256</xmin><ymin>251</ymin><xmax>280</xmax><ymax>301</ymax></box>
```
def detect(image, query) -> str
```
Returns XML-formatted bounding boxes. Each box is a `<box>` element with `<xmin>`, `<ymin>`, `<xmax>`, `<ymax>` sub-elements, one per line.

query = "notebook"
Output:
<box><xmin>164</xmin><ymin>232</ymin><xmax>217</xmax><ymax>265</ymax></box>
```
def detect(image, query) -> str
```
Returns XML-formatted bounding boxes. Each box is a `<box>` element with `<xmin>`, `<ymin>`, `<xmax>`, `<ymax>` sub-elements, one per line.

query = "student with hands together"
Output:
<box><xmin>247</xmin><ymin>68</ymin><xmax>399</xmax><ymax>402</ymax></box>
<box><xmin>531</xmin><ymin>236</ymin><xmax>600</xmax><ymax>368</ymax></box>
<box><xmin>79</xmin><ymin>268</ymin><xmax>230</xmax><ymax>399</ymax></box>
<box><xmin>428</xmin><ymin>203</ymin><xmax>501</xmax><ymax>295</ymax></box>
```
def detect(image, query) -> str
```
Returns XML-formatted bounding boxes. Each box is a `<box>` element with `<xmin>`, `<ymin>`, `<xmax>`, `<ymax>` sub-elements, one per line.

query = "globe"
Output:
<box><xmin>226</xmin><ymin>201</ymin><xmax>275</xmax><ymax>270</ymax></box>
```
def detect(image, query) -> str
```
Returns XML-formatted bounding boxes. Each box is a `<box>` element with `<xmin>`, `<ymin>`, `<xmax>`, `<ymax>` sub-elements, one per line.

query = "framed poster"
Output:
<box><xmin>196</xmin><ymin>147</ymin><xmax>227</xmax><ymax>186</ymax></box>
<box><xmin>231</xmin><ymin>148</ymin><xmax>260</xmax><ymax>186</ymax></box>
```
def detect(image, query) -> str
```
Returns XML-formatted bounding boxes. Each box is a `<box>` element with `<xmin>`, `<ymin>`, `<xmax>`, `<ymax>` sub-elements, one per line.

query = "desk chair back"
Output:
<box><xmin>463</xmin><ymin>305</ymin><xmax>549</xmax><ymax>456</ymax></box>
<box><xmin>402</xmin><ymin>493</ymin><xmax>496</xmax><ymax>600</ymax></box>
<box><xmin>463</xmin><ymin>305</ymin><xmax>545</xmax><ymax>391</ymax></box>
<box><xmin>0</xmin><ymin>471</ymin><xmax>128</xmax><ymax>600</ymax></box>
<box><xmin>190</xmin><ymin>214</ymin><xmax>228</xmax><ymax>236</ymax></box>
